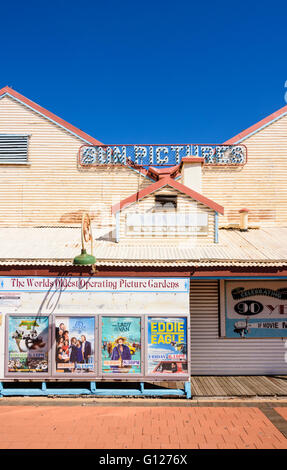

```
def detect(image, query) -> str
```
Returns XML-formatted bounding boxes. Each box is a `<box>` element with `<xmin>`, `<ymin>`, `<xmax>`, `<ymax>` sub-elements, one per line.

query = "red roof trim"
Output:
<box><xmin>224</xmin><ymin>103</ymin><xmax>287</xmax><ymax>144</ymax></box>
<box><xmin>0</xmin><ymin>86</ymin><xmax>153</xmax><ymax>180</ymax></box>
<box><xmin>111</xmin><ymin>177</ymin><xmax>224</xmax><ymax>215</ymax></box>
<box><xmin>181</xmin><ymin>157</ymin><xmax>204</xmax><ymax>164</ymax></box>
<box><xmin>147</xmin><ymin>165</ymin><xmax>180</xmax><ymax>180</ymax></box>
<box><xmin>0</xmin><ymin>86</ymin><xmax>102</xmax><ymax>145</ymax></box>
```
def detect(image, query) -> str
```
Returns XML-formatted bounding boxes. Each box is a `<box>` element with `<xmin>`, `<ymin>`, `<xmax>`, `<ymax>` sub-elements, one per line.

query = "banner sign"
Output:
<box><xmin>225</xmin><ymin>281</ymin><xmax>287</xmax><ymax>338</ymax></box>
<box><xmin>147</xmin><ymin>317</ymin><xmax>188</xmax><ymax>375</ymax></box>
<box><xmin>0</xmin><ymin>276</ymin><xmax>189</xmax><ymax>294</ymax></box>
<box><xmin>101</xmin><ymin>316</ymin><xmax>141</xmax><ymax>374</ymax></box>
<box><xmin>79</xmin><ymin>144</ymin><xmax>247</xmax><ymax>167</ymax></box>
<box><xmin>55</xmin><ymin>316</ymin><xmax>95</xmax><ymax>374</ymax></box>
<box><xmin>7</xmin><ymin>315</ymin><xmax>49</xmax><ymax>374</ymax></box>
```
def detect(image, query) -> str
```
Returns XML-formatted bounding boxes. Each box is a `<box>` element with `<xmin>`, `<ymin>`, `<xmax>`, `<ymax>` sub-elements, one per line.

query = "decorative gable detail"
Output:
<box><xmin>112</xmin><ymin>177</ymin><xmax>223</xmax><ymax>244</ymax></box>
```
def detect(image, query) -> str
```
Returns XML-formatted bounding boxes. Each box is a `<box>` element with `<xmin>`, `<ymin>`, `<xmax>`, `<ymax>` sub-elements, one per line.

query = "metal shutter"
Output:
<box><xmin>0</xmin><ymin>135</ymin><xmax>28</xmax><ymax>164</ymax></box>
<box><xmin>190</xmin><ymin>280</ymin><xmax>287</xmax><ymax>375</ymax></box>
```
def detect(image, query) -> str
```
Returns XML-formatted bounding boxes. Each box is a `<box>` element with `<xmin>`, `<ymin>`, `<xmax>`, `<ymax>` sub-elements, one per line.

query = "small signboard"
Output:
<box><xmin>0</xmin><ymin>276</ymin><xmax>188</xmax><ymax>293</ymax></box>
<box><xmin>224</xmin><ymin>281</ymin><xmax>287</xmax><ymax>338</ymax></box>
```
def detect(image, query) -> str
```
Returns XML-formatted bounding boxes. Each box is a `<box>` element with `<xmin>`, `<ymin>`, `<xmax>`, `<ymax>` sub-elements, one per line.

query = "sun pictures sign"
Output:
<box><xmin>79</xmin><ymin>143</ymin><xmax>247</xmax><ymax>167</ymax></box>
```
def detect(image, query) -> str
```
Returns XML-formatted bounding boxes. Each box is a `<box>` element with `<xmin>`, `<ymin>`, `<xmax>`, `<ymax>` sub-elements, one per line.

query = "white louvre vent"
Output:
<box><xmin>0</xmin><ymin>135</ymin><xmax>29</xmax><ymax>164</ymax></box>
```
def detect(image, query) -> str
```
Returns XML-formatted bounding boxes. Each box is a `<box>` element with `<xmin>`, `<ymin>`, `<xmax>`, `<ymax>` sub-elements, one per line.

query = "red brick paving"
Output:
<box><xmin>275</xmin><ymin>408</ymin><xmax>287</xmax><ymax>421</ymax></box>
<box><xmin>0</xmin><ymin>406</ymin><xmax>286</xmax><ymax>449</ymax></box>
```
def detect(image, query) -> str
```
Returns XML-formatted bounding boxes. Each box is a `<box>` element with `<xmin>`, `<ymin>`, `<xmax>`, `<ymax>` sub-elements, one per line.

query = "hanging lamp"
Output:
<box><xmin>73</xmin><ymin>212</ymin><xmax>96</xmax><ymax>265</ymax></box>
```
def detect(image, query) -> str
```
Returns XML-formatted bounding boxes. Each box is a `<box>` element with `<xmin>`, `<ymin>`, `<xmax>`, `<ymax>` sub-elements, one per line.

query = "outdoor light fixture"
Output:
<box><xmin>73</xmin><ymin>212</ymin><xmax>96</xmax><ymax>266</ymax></box>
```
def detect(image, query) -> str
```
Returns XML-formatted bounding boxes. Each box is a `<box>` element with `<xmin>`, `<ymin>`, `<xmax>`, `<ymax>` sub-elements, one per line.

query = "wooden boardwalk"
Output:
<box><xmin>154</xmin><ymin>376</ymin><xmax>287</xmax><ymax>397</ymax></box>
<box><xmin>188</xmin><ymin>376</ymin><xmax>287</xmax><ymax>397</ymax></box>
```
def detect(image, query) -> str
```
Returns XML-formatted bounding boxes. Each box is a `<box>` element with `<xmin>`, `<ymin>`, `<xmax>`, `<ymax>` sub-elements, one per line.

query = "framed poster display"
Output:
<box><xmin>146</xmin><ymin>315</ymin><xmax>189</xmax><ymax>378</ymax></box>
<box><xmin>100</xmin><ymin>315</ymin><xmax>143</xmax><ymax>376</ymax></box>
<box><xmin>5</xmin><ymin>314</ymin><xmax>51</xmax><ymax>377</ymax></box>
<box><xmin>53</xmin><ymin>316</ymin><xmax>97</xmax><ymax>376</ymax></box>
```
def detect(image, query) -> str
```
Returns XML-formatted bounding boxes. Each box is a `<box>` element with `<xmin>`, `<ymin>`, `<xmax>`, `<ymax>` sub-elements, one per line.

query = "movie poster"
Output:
<box><xmin>55</xmin><ymin>316</ymin><xmax>95</xmax><ymax>373</ymax></box>
<box><xmin>147</xmin><ymin>317</ymin><xmax>188</xmax><ymax>375</ymax></box>
<box><xmin>101</xmin><ymin>316</ymin><xmax>141</xmax><ymax>374</ymax></box>
<box><xmin>7</xmin><ymin>315</ymin><xmax>49</xmax><ymax>373</ymax></box>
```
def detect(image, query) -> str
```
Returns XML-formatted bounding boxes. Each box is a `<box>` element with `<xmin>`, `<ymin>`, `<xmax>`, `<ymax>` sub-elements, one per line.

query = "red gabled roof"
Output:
<box><xmin>0</xmin><ymin>86</ymin><xmax>153</xmax><ymax>180</ymax></box>
<box><xmin>111</xmin><ymin>176</ymin><xmax>224</xmax><ymax>214</ymax></box>
<box><xmin>147</xmin><ymin>165</ymin><xmax>181</xmax><ymax>180</ymax></box>
<box><xmin>224</xmin><ymin>103</ymin><xmax>287</xmax><ymax>144</ymax></box>
<box><xmin>0</xmin><ymin>86</ymin><xmax>102</xmax><ymax>145</ymax></box>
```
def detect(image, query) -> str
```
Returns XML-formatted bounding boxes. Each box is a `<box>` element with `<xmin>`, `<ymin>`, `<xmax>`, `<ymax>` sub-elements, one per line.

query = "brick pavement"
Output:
<box><xmin>275</xmin><ymin>408</ymin><xmax>287</xmax><ymax>421</ymax></box>
<box><xmin>0</xmin><ymin>405</ymin><xmax>286</xmax><ymax>449</ymax></box>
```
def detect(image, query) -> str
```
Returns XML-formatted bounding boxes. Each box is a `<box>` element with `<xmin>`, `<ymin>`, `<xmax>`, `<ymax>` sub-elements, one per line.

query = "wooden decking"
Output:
<box><xmin>155</xmin><ymin>376</ymin><xmax>287</xmax><ymax>397</ymax></box>
<box><xmin>189</xmin><ymin>376</ymin><xmax>287</xmax><ymax>397</ymax></box>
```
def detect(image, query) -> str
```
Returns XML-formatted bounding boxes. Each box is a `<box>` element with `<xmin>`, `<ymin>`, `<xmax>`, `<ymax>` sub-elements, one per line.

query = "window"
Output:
<box><xmin>154</xmin><ymin>194</ymin><xmax>177</xmax><ymax>211</ymax></box>
<box><xmin>0</xmin><ymin>135</ymin><xmax>29</xmax><ymax>164</ymax></box>
<box><xmin>126</xmin><ymin>211</ymin><xmax>209</xmax><ymax>235</ymax></box>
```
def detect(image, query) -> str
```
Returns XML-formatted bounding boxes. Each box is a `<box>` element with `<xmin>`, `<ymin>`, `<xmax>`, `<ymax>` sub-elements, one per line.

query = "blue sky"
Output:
<box><xmin>1</xmin><ymin>0</ymin><xmax>287</xmax><ymax>144</ymax></box>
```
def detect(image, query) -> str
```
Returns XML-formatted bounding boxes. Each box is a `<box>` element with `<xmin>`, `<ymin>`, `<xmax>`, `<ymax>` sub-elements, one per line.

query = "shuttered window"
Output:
<box><xmin>0</xmin><ymin>135</ymin><xmax>29</xmax><ymax>164</ymax></box>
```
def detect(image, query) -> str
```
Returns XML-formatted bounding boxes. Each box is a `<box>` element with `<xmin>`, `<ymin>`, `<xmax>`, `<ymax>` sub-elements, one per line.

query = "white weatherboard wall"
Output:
<box><xmin>190</xmin><ymin>280</ymin><xmax>287</xmax><ymax>374</ymax></box>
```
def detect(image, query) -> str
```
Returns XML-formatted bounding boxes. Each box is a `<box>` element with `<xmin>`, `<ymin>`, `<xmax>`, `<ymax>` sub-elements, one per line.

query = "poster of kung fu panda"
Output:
<box><xmin>7</xmin><ymin>316</ymin><xmax>49</xmax><ymax>373</ymax></box>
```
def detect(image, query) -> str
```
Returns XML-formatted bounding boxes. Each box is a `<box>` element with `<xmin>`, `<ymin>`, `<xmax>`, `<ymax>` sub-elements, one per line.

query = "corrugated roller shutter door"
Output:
<box><xmin>0</xmin><ymin>135</ymin><xmax>28</xmax><ymax>163</ymax></box>
<box><xmin>190</xmin><ymin>280</ymin><xmax>287</xmax><ymax>374</ymax></box>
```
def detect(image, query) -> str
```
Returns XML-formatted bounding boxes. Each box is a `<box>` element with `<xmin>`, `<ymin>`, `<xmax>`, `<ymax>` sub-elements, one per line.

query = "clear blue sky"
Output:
<box><xmin>1</xmin><ymin>0</ymin><xmax>287</xmax><ymax>144</ymax></box>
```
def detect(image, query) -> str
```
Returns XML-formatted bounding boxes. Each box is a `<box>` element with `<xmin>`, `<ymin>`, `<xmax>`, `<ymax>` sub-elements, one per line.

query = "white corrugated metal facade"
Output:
<box><xmin>0</xmin><ymin>88</ymin><xmax>287</xmax><ymax>379</ymax></box>
<box><xmin>190</xmin><ymin>280</ymin><xmax>287</xmax><ymax>374</ymax></box>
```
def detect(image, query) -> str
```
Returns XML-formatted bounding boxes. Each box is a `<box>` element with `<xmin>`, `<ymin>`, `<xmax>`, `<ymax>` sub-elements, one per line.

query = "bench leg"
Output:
<box><xmin>90</xmin><ymin>382</ymin><xmax>96</xmax><ymax>394</ymax></box>
<box><xmin>185</xmin><ymin>381</ymin><xmax>192</xmax><ymax>399</ymax></box>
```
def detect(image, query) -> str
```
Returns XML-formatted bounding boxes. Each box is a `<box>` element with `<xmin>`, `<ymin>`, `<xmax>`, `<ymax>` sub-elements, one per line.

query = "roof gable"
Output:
<box><xmin>111</xmin><ymin>177</ymin><xmax>224</xmax><ymax>214</ymax></box>
<box><xmin>0</xmin><ymin>86</ymin><xmax>102</xmax><ymax>145</ymax></box>
<box><xmin>224</xmin><ymin>103</ymin><xmax>287</xmax><ymax>144</ymax></box>
<box><xmin>0</xmin><ymin>86</ymin><xmax>153</xmax><ymax>181</ymax></box>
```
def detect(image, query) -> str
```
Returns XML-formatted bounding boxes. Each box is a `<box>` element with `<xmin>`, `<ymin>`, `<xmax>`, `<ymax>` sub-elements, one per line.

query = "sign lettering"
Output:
<box><xmin>79</xmin><ymin>144</ymin><xmax>247</xmax><ymax>167</ymax></box>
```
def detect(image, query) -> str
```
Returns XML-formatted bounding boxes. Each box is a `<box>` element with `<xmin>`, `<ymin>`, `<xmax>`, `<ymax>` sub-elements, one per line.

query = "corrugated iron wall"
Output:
<box><xmin>1</xmin><ymin>95</ymin><xmax>287</xmax><ymax>230</ymax></box>
<box><xmin>190</xmin><ymin>280</ymin><xmax>287</xmax><ymax>374</ymax></box>
<box><xmin>0</xmin><ymin>96</ymin><xmax>151</xmax><ymax>227</ymax></box>
<box><xmin>202</xmin><ymin>113</ymin><xmax>287</xmax><ymax>228</ymax></box>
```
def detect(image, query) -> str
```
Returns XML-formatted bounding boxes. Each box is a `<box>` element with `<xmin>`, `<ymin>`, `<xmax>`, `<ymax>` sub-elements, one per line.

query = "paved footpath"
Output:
<box><xmin>0</xmin><ymin>399</ymin><xmax>286</xmax><ymax>449</ymax></box>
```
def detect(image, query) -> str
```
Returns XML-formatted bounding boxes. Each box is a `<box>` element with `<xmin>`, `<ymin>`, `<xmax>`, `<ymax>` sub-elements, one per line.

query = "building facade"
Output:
<box><xmin>0</xmin><ymin>86</ymin><xmax>287</xmax><ymax>382</ymax></box>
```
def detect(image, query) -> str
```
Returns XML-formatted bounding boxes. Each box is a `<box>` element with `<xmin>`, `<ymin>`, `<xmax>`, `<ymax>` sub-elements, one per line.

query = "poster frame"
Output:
<box><xmin>99</xmin><ymin>314</ymin><xmax>144</xmax><ymax>378</ymax></box>
<box><xmin>3</xmin><ymin>313</ymin><xmax>191</xmax><ymax>381</ymax></box>
<box><xmin>52</xmin><ymin>314</ymin><xmax>98</xmax><ymax>378</ymax></box>
<box><xmin>5</xmin><ymin>313</ymin><xmax>52</xmax><ymax>378</ymax></box>
<box><xmin>144</xmin><ymin>314</ymin><xmax>190</xmax><ymax>379</ymax></box>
